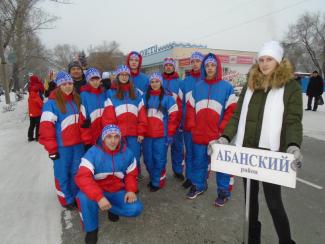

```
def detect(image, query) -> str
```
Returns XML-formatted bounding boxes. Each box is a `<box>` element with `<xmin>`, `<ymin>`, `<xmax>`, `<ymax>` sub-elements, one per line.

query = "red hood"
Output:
<box><xmin>29</xmin><ymin>75</ymin><xmax>41</xmax><ymax>85</ymax></box>
<box><xmin>162</xmin><ymin>72</ymin><xmax>179</xmax><ymax>81</ymax></box>
<box><xmin>201</xmin><ymin>53</ymin><xmax>223</xmax><ymax>81</ymax></box>
<box><xmin>80</xmin><ymin>84</ymin><xmax>104</xmax><ymax>94</ymax></box>
<box><xmin>126</xmin><ymin>51</ymin><xmax>143</xmax><ymax>77</ymax></box>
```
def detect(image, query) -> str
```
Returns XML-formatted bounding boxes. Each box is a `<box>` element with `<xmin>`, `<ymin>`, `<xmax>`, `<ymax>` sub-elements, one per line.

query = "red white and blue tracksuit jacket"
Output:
<box><xmin>101</xmin><ymin>86</ymin><xmax>147</xmax><ymax>137</ymax></box>
<box><xmin>185</xmin><ymin>78</ymin><xmax>237</xmax><ymax>145</ymax></box>
<box><xmin>144</xmin><ymin>89</ymin><xmax>179</xmax><ymax>138</ymax></box>
<box><xmin>39</xmin><ymin>91</ymin><xmax>82</xmax><ymax>154</ymax></box>
<box><xmin>79</xmin><ymin>85</ymin><xmax>106</xmax><ymax>145</ymax></box>
<box><xmin>75</xmin><ymin>143</ymin><xmax>138</xmax><ymax>202</ymax></box>
<box><xmin>182</xmin><ymin>70</ymin><xmax>202</xmax><ymax>131</ymax></box>
<box><xmin>162</xmin><ymin>72</ymin><xmax>183</xmax><ymax>125</ymax></box>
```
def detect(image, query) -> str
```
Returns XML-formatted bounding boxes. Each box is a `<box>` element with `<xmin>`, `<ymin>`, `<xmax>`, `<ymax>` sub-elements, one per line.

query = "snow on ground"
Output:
<box><xmin>0</xmin><ymin>92</ymin><xmax>324</xmax><ymax>244</ymax></box>
<box><xmin>0</xmin><ymin>94</ymin><xmax>62</xmax><ymax>244</ymax></box>
<box><xmin>302</xmin><ymin>94</ymin><xmax>325</xmax><ymax>141</ymax></box>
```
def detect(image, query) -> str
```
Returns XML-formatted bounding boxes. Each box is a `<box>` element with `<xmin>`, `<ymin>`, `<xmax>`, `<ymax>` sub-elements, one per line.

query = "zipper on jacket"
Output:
<box><xmin>111</xmin><ymin>154</ymin><xmax>115</xmax><ymax>176</ymax></box>
<box><xmin>68</xmin><ymin>101</ymin><xmax>77</xmax><ymax>124</ymax></box>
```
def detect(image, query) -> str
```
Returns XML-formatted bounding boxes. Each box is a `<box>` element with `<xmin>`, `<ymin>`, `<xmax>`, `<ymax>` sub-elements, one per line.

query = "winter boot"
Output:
<box><xmin>108</xmin><ymin>211</ymin><xmax>119</xmax><ymax>222</ymax></box>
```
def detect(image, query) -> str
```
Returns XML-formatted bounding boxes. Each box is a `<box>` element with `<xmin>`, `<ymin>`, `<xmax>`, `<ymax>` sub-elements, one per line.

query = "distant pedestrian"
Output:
<box><xmin>27</xmin><ymin>86</ymin><xmax>43</xmax><ymax>141</ymax></box>
<box><xmin>306</xmin><ymin>70</ymin><xmax>324</xmax><ymax>111</ymax></box>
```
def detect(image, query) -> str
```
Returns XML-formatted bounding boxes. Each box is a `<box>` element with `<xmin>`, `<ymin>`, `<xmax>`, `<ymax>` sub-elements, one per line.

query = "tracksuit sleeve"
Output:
<box><xmin>101</xmin><ymin>96</ymin><xmax>117</xmax><ymax>128</ymax></box>
<box><xmin>176</xmin><ymin>84</ymin><xmax>183</xmax><ymax>126</ymax></box>
<box><xmin>167</xmin><ymin>96</ymin><xmax>179</xmax><ymax>137</ymax></box>
<box><xmin>185</xmin><ymin>89</ymin><xmax>196</xmax><ymax>131</ymax></box>
<box><xmin>79</xmin><ymin>96</ymin><xmax>93</xmax><ymax>145</ymax></box>
<box><xmin>219</xmin><ymin>86</ymin><xmax>237</xmax><ymax>134</ymax></box>
<box><xmin>39</xmin><ymin>101</ymin><xmax>58</xmax><ymax>154</ymax></box>
<box><xmin>75</xmin><ymin>150</ymin><xmax>104</xmax><ymax>202</ymax></box>
<box><xmin>137</xmin><ymin>98</ymin><xmax>148</xmax><ymax>136</ymax></box>
<box><xmin>222</xmin><ymin>85</ymin><xmax>247</xmax><ymax>141</ymax></box>
<box><xmin>124</xmin><ymin>157</ymin><xmax>138</xmax><ymax>193</ymax></box>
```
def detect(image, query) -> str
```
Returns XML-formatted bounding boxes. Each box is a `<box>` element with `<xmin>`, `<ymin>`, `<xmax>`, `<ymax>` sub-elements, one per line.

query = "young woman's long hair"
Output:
<box><xmin>54</xmin><ymin>88</ymin><xmax>81</xmax><ymax>114</ymax></box>
<box><xmin>145</xmin><ymin>85</ymin><xmax>165</xmax><ymax>113</ymax></box>
<box><xmin>114</xmin><ymin>76</ymin><xmax>136</xmax><ymax>100</ymax></box>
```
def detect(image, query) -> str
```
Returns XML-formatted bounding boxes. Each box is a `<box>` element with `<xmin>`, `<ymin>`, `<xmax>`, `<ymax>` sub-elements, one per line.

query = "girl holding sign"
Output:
<box><xmin>211</xmin><ymin>41</ymin><xmax>302</xmax><ymax>244</ymax></box>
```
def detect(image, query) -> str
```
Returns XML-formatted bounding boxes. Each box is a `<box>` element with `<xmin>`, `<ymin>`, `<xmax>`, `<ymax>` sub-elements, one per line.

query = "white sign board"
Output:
<box><xmin>211</xmin><ymin>144</ymin><xmax>297</xmax><ymax>188</ymax></box>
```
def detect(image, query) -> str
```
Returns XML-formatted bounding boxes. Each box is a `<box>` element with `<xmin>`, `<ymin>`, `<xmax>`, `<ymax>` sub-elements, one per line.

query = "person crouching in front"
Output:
<box><xmin>74</xmin><ymin>124</ymin><xmax>143</xmax><ymax>244</ymax></box>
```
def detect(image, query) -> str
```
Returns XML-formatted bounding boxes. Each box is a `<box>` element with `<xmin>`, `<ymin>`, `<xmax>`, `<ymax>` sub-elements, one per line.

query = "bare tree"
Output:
<box><xmin>283</xmin><ymin>12</ymin><xmax>325</xmax><ymax>77</ymax></box>
<box><xmin>51</xmin><ymin>44</ymin><xmax>80</xmax><ymax>70</ymax></box>
<box><xmin>87</xmin><ymin>41</ymin><xmax>125</xmax><ymax>72</ymax></box>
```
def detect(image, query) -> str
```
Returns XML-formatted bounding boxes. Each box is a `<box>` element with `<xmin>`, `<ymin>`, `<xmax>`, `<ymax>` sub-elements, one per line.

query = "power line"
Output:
<box><xmin>190</xmin><ymin>0</ymin><xmax>310</xmax><ymax>42</ymax></box>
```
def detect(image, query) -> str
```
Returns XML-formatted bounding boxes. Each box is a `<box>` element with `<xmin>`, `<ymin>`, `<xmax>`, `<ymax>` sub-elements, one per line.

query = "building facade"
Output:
<box><xmin>140</xmin><ymin>42</ymin><xmax>257</xmax><ymax>85</ymax></box>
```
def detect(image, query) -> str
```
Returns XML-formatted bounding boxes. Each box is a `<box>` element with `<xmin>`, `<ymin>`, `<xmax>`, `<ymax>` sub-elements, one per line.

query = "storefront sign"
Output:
<box><xmin>237</xmin><ymin>56</ymin><xmax>254</xmax><ymax>64</ymax></box>
<box><xmin>211</xmin><ymin>144</ymin><xmax>296</xmax><ymax>188</ymax></box>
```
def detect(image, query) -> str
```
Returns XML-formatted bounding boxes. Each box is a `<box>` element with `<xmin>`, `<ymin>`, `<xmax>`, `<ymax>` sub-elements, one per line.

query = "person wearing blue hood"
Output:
<box><xmin>181</xmin><ymin>51</ymin><xmax>204</xmax><ymax>189</ymax></box>
<box><xmin>185</xmin><ymin>53</ymin><xmax>236</xmax><ymax>206</ymax></box>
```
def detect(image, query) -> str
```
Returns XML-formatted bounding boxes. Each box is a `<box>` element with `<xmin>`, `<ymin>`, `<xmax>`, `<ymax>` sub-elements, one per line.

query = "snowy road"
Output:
<box><xmin>0</xmin><ymin>94</ymin><xmax>324</xmax><ymax>244</ymax></box>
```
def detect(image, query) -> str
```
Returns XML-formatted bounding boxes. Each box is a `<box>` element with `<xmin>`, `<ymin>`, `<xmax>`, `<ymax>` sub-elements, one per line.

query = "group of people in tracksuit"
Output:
<box><xmin>37</xmin><ymin>50</ymin><xmax>236</xmax><ymax>243</ymax></box>
<box><xmin>38</xmin><ymin>42</ymin><xmax>302</xmax><ymax>244</ymax></box>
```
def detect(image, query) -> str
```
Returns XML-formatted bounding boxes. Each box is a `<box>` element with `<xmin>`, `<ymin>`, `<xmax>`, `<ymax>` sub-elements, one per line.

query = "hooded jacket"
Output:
<box><xmin>39</xmin><ymin>91</ymin><xmax>82</xmax><ymax>154</ymax></box>
<box><xmin>185</xmin><ymin>53</ymin><xmax>237</xmax><ymax>144</ymax></box>
<box><xmin>102</xmin><ymin>84</ymin><xmax>148</xmax><ymax>137</ymax></box>
<box><xmin>79</xmin><ymin>85</ymin><xmax>106</xmax><ymax>145</ymax></box>
<box><xmin>28</xmin><ymin>89</ymin><xmax>43</xmax><ymax>117</ymax></box>
<box><xmin>126</xmin><ymin>51</ymin><xmax>149</xmax><ymax>94</ymax></box>
<box><xmin>74</xmin><ymin>142</ymin><xmax>138</xmax><ymax>202</ymax></box>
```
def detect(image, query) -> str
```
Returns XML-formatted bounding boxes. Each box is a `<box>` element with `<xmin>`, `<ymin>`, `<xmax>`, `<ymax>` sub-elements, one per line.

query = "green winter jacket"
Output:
<box><xmin>222</xmin><ymin>60</ymin><xmax>303</xmax><ymax>152</ymax></box>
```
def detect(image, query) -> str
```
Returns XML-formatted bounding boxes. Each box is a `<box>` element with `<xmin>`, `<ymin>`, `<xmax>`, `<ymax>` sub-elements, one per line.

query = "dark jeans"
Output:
<box><xmin>307</xmin><ymin>95</ymin><xmax>319</xmax><ymax>111</ymax></box>
<box><xmin>243</xmin><ymin>179</ymin><xmax>292</xmax><ymax>244</ymax></box>
<box><xmin>28</xmin><ymin>116</ymin><xmax>40</xmax><ymax>140</ymax></box>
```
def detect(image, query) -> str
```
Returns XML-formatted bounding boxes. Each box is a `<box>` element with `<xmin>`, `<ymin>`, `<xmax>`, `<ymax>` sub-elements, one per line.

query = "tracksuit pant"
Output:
<box><xmin>53</xmin><ymin>144</ymin><xmax>84</xmax><ymax>206</ymax></box>
<box><xmin>76</xmin><ymin>190</ymin><xmax>143</xmax><ymax>232</ymax></box>
<box><xmin>183</xmin><ymin>131</ymin><xmax>194</xmax><ymax>181</ymax></box>
<box><xmin>171</xmin><ymin>130</ymin><xmax>184</xmax><ymax>175</ymax></box>
<box><xmin>192</xmin><ymin>143</ymin><xmax>233</xmax><ymax>195</ymax></box>
<box><xmin>143</xmin><ymin>137</ymin><xmax>168</xmax><ymax>188</ymax></box>
<box><xmin>126</xmin><ymin>136</ymin><xmax>141</xmax><ymax>174</ymax></box>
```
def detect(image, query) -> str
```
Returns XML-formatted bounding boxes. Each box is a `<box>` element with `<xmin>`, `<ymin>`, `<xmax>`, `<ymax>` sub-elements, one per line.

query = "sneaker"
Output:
<box><xmin>64</xmin><ymin>201</ymin><xmax>78</xmax><ymax>211</ymax></box>
<box><xmin>214</xmin><ymin>192</ymin><xmax>229</xmax><ymax>207</ymax></box>
<box><xmin>182</xmin><ymin>179</ymin><xmax>193</xmax><ymax>189</ymax></box>
<box><xmin>108</xmin><ymin>211</ymin><xmax>119</xmax><ymax>222</ymax></box>
<box><xmin>85</xmin><ymin>228</ymin><xmax>98</xmax><ymax>244</ymax></box>
<box><xmin>305</xmin><ymin>108</ymin><xmax>311</xmax><ymax>111</ymax></box>
<box><xmin>28</xmin><ymin>138</ymin><xmax>34</xmax><ymax>142</ymax></box>
<box><xmin>174</xmin><ymin>172</ymin><xmax>185</xmax><ymax>181</ymax></box>
<box><xmin>186</xmin><ymin>185</ymin><xmax>204</xmax><ymax>199</ymax></box>
<box><xmin>148</xmin><ymin>182</ymin><xmax>160</xmax><ymax>192</ymax></box>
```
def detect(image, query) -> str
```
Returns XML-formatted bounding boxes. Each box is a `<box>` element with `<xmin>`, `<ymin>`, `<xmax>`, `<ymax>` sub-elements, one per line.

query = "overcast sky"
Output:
<box><xmin>38</xmin><ymin>0</ymin><xmax>325</xmax><ymax>54</ymax></box>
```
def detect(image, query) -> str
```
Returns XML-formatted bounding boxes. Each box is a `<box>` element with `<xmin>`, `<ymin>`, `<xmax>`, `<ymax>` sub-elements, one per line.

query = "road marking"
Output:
<box><xmin>297</xmin><ymin>177</ymin><xmax>323</xmax><ymax>190</ymax></box>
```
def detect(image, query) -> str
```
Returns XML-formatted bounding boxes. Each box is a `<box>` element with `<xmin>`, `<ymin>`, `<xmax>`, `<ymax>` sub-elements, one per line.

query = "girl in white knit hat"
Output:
<box><xmin>210</xmin><ymin>41</ymin><xmax>302</xmax><ymax>244</ymax></box>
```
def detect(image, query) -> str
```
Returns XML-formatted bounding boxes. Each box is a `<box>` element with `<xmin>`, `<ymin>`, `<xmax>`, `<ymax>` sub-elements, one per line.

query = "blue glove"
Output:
<box><xmin>165</xmin><ymin>136</ymin><xmax>173</xmax><ymax>146</ymax></box>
